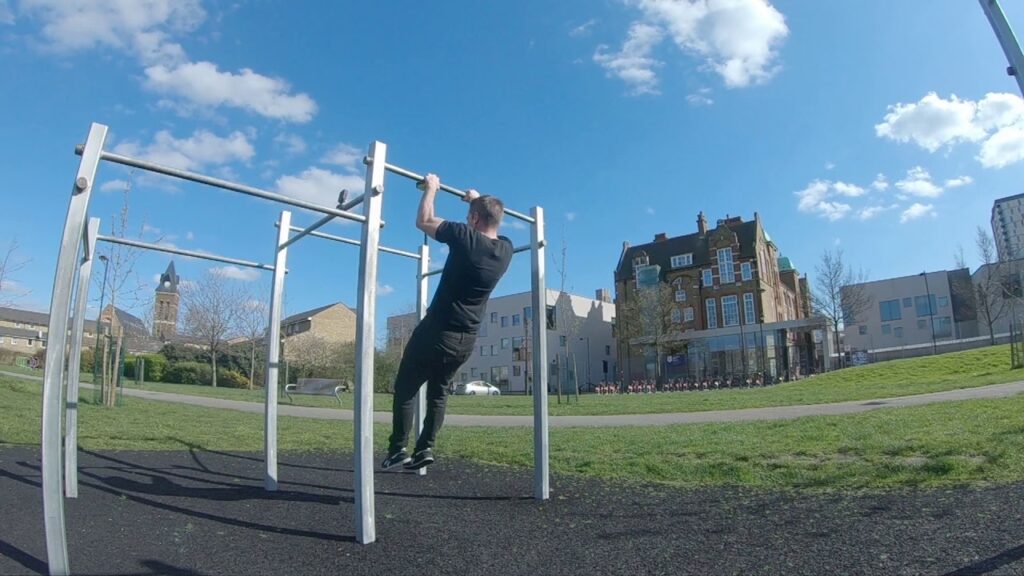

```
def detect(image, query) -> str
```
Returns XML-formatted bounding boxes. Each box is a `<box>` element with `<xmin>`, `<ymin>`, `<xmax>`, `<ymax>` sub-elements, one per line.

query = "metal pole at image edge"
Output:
<box><xmin>43</xmin><ymin>122</ymin><xmax>108</xmax><ymax>576</ymax></box>
<box><xmin>415</xmin><ymin>241</ymin><xmax>430</xmax><ymax>477</ymax></box>
<box><xmin>264</xmin><ymin>210</ymin><xmax>291</xmax><ymax>491</ymax></box>
<box><xmin>980</xmin><ymin>0</ymin><xmax>1024</xmax><ymax>98</ymax></box>
<box><xmin>354</xmin><ymin>141</ymin><xmax>387</xmax><ymax>544</ymax></box>
<box><xmin>530</xmin><ymin>206</ymin><xmax>550</xmax><ymax>500</ymax></box>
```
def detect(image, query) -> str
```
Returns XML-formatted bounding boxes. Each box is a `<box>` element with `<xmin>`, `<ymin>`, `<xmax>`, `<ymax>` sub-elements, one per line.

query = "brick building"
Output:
<box><xmin>614</xmin><ymin>212</ymin><xmax>828</xmax><ymax>382</ymax></box>
<box><xmin>280</xmin><ymin>302</ymin><xmax>358</xmax><ymax>361</ymax></box>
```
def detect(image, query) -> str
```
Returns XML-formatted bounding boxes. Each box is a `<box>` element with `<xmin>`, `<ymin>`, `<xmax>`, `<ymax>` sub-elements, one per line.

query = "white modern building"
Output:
<box><xmin>387</xmin><ymin>289</ymin><xmax>616</xmax><ymax>394</ymax></box>
<box><xmin>842</xmin><ymin>269</ymin><xmax>978</xmax><ymax>353</ymax></box>
<box><xmin>993</xmin><ymin>193</ymin><xmax>1024</xmax><ymax>262</ymax></box>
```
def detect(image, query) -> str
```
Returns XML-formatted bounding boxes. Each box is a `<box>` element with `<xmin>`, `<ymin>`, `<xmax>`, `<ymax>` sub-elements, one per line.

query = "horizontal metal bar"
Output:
<box><xmin>365</xmin><ymin>157</ymin><xmax>535</xmax><ymax>224</ymax></box>
<box><xmin>285</xmin><ymin>226</ymin><xmax>421</xmax><ymax>260</ymax></box>
<box><xmin>513</xmin><ymin>240</ymin><xmax>548</xmax><ymax>254</ymax></box>
<box><xmin>421</xmin><ymin>268</ymin><xmax>444</xmax><ymax>278</ymax></box>
<box><xmin>341</xmin><ymin>193</ymin><xmax>365</xmax><ymax>211</ymax></box>
<box><xmin>97</xmin><ymin>235</ymin><xmax>276</xmax><ymax>271</ymax></box>
<box><xmin>77</xmin><ymin>146</ymin><xmax>369</xmax><ymax>224</ymax></box>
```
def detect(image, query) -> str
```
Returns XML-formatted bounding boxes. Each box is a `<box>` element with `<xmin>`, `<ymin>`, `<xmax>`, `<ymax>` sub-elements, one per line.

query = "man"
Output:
<box><xmin>382</xmin><ymin>173</ymin><xmax>513</xmax><ymax>471</ymax></box>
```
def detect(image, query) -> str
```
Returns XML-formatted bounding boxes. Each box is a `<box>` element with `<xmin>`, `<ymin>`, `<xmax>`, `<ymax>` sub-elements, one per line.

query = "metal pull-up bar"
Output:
<box><xmin>284</xmin><ymin>225</ymin><xmax>420</xmax><ymax>259</ymax></box>
<box><xmin>419</xmin><ymin>241</ymin><xmax>544</xmax><ymax>279</ymax></box>
<box><xmin>75</xmin><ymin>146</ymin><xmax>372</xmax><ymax>225</ymax></box>
<box><xmin>97</xmin><ymin>235</ymin><xmax>277</xmax><ymax>271</ymax></box>
<box><xmin>363</xmin><ymin>156</ymin><xmax>536</xmax><ymax>224</ymax></box>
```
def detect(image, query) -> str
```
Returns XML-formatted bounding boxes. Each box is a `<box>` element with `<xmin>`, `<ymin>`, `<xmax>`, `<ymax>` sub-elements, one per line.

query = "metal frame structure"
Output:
<box><xmin>980</xmin><ymin>0</ymin><xmax>1024</xmax><ymax>99</ymax></box>
<box><xmin>41</xmin><ymin>122</ymin><xmax>549</xmax><ymax>574</ymax></box>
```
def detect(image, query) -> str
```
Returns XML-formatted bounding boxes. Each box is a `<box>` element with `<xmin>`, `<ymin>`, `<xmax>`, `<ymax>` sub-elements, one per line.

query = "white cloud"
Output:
<box><xmin>570</xmin><ymin>19</ymin><xmax>597</xmax><ymax>38</ymax></box>
<box><xmin>824</xmin><ymin>162</ymin><xmax>836</xmax><ymax>171</ymax></box>
<box><xmin>944</xmin><ymin>176</ymin><xmax>973</xmax><ymax>189</ymax></box>
<box><xmin>633</xmin><ymin>0</ymin><xmax>789</xmax><ymax>89</ymax></box>
<box><xmin>894</xmin><ymin>166</ymin><xmax>942</xmax><ymax>198</ymax></box>
<box><xmin>144</xmin><ymin>61</ymin><xmax>317</xmax><ymax>123</ymax></box>
<box><xmin>566</xmin><ymin>212</ymin><xmax>577</xmax><ymax>222</ymax></box>
<box><xmin>877</xmin><ymin>92</ymin><xmax>1024</xmax><ymax>168</ymax></box>
<box><xmin>0</xmin><ymin>0</ymin><xmax>14</xmax><ymax>25</ymax></box>
<box><xmin>795</xmin><ymin>180</ymin><xmax>851</xmax><ymax>221</ymax></box>
<box><xmin>645</xmin><ymin>206</ymin><xmax>656</xmax><ymax>215</ymax></box>
<box><xmin>321</xmin><ymin>143</ymin><xmax>364</xmax><ymax>172</ymax></box>
<box><xmin>871</xmin><ymin>173</ymin><xmax>889</xmax><ymax>191</ymax></box>
<box><xmin>377</xmin><ymin>283</ymin><xmax>395</xmax><ymax>297</ymax></box>
<box><xmin>186</xmin><ymin>231</ymin><xmax>195</xmax><ymax>241</ymax></box>
<box><xmin>274</xmin><ymin>133</ymin><xmax>307</xmax><ymax>156</ymax></box>
<box><xmin>686</xmin><ymin>88</ymin><xmax>714</xmax><ymax>106</ymax></box>
<box><xmin>210</xmin><ymin>265</ymin><xmax>261</xmax><ymax>282</ymax></box>
<box><xmin>113</xmin><ymin>129</ymin><xmax>254</xmax><ymax>172</ymax></box>
<box><xmin>275</xmin><ymin>167</ymin><xmax>364</xmax><ymax>208</ymax></box>
<box><xmin>20</xmin><ymin>0</ymin><xmax>202</xmax><ymax>65</ymax></box>
<box><xmin>856</xmin><ymin>204</ymin><xmax>897</xmax><ymax>221</ymax></box>
<box><xmin>900</xmin><ymin>203</ymin><xmax>936</xmax><ymax>224</ymax></box>
<box><xmin>100</xmin><ymin>179</ymin><xmax>130</xmax><ymax>192</ymax></box>
<box><xmin>506</xmin><ymin>220</ymin><xmax>528</xmax><ymax>231</ymax></box>
<box><xmin>142</xmin><ymin>223</ymin><xmax>161</xmax><ymax>235</ymax></box>
<box><xmin>594</xmin><ymin>22</ymin><xmax>664</xmax><ymax>95</ymax></box>
<box><xmin>832</xmin><ymin>181</ymin><xmax>866</xmax><ymax>197</ymax></box>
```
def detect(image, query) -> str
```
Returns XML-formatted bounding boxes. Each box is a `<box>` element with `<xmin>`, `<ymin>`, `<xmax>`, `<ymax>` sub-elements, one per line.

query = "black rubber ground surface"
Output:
<box><xmin>2</xmin><ymin>447</ymin><xmax>1024</xmax><ymax>575</ymax></box>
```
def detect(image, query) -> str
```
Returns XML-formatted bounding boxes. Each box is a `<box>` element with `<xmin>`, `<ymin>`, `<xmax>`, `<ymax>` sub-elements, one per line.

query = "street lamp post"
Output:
<box><xmin>920</xmin><ymin>271</ymin><xmax>938</xmax><ymax>355</ymax></box>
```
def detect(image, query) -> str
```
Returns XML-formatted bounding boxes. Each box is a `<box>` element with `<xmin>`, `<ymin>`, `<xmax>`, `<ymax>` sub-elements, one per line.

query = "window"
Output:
<box><xmin>501</xmin><ymin>316</ymin><xmax>509</xmax><ymax>327</ymax></box>
<box><xmin>903</xmin><ymin>297</ymin><xmax>913</xmax><ymax>308</ymax></box>
<box><xmin>513</xmin><ymin>365</ymin><xmax>521</xmax><ymax>377</ymax></box>
<box><xmin>546</xmin><ymin>305</ymin><xmax>557</xmax><ymax>329</ymax></box>
<box><xmin>934</xmin><ymin>316</ymin><xmax>953</xmax><ymax>338</ymax></box>
<box><xmin>490</xmin><ymin>344</ymin><xmax>497</xmax><ymax>355</ymax></box>
<box><xmin>512</xmin><ymin>314</ymin><xmax>521</xmax><ymax>326</ymax></box>
<box><xmin>741</xmin><ymin>262</ymin><xmax>752</xmax><ymax>281</ymax></box>
<box><xmin>675</xmin><ymin>289</ymin><xmax>687</xmax><ymax>302</ymax></box>
<box><xmin>481</xmin><ymin>346</ymin><xmax>489</xmax><ymax>357</ymax></box>
<box><xmin>524</xmin><ymin>307</ymin><xmax>532</xmax><ymax>321</ymax></box>
<box><xmin>702</xmin><ymin>269</ymin><xmax>713</xmax><ymax>287</ymax></box>
<box><xmin>881</xmin><ymin>324</ymin><xmax>891</xmax><ymax>335</ymax></box>
<box><xmin>513</xmin><ymin>336</ymin><xmax>524</xmax><ymax>348</ymax></box>
<box><xmin>471</xmin><ymin>368</ymin><xmax>477</xmax><ymax>377</ymax></box>
<box><xmin>894</xmin><ymin>327</ymin><xmax>904</xmax><ymax>338</ymax></box>
<box><xmin>605</xmin><ymin>345</ymin><xmax>611</xmax><ymax>356</ymax></box>
<box><xmin>501</xmin><ymin>337</ymin><xmax>511</xmax><ymax>349</ymax></box>
<box><xmin>670</xmin><ymin>253</ymin><xmax>693</xmax><ymax>268</ymax></box>
<box><xmin>718</xmin><ymin>248</ymin><xmax>735</xmax><ymax>283</ymax></box>
<box><xmin>705</xmin><ymin>299</ymin><xmax>718</xmax><ymax>329</ymax></box>
<box><xmin>491</xmin><ymin>312</ymin><xmax>498</xmax><ymax>323</ymax></box>
<box><xmin>743</xmin><ymin>293</ymin><xmax>756</xmax><ymax>325</ymax></box>
<box><xmin>879</xmin><ymin>299</ymin><xmax>902</xmax><ymax>322</ymax></box>
<box><xmin>915</xmin><ymin>295</ymin><xmax>938</xmax><ymax>317</ymax></box>
<box><xmin>917</xmin><ymin>319</ymin><xmax>927</xmax><ymax>330</ymax></box>
<box><xmin>559</xmin><ymin>335</ymin><xmax>567</xmax><ymax>347</ymax></box>
<box><xmin>684</xmin><ymin>307</ymin><xmax>694</xmax><ymax>322</ymax></box>
<box><xmin>633</xmin><ymin>254</ymin><xmax>649</xmax><ymax>268</ymax></box>
<box><xmin>938</xmin><ymin>296</ymin><xmax>949</xmax><ymax>308</ymax></box>
<box><xmin>858</xmin><ymin>325</ymin><xmax>867</xmax><ymax>335</ymax></box>
<box><xmin>722</xmin><ymin>295</ymin><xmax>739</xmax><ymax>327</ymax></box>
<box><xmin>671</xmin><ymin>308</ymin><xmax>682</xmax><ymax>324</ymax></box>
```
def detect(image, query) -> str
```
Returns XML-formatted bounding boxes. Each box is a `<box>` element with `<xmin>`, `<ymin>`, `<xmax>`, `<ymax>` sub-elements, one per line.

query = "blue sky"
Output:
<box><xmin>1</xmin><ymin>0</ymin><xmax>1024</xmax><ymax>341</ymax></box>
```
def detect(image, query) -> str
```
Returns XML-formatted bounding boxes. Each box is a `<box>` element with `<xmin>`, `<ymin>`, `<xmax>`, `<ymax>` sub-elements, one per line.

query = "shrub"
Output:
<box><xmin>79</xmin><ymin>347</ymin><xmax>95</xmax><ymax>374</ymax></box>
<box><xmin>123</xmin><ymin>356</ymin><xmax>137</xmax><ymax>378</ymax></box>
<box><xmin>165</xmin><ymin>361</ymin><xmax>212</xmax><ymax>385</ymax></box>
<box><xmin>217</xmin><ymin>369</ymin><xmax>250</xmax><ymax>389</ymax></box>
<box><xmin>139</xmin><ymin>354</ymin><xmax>167</xmax><ymax>382</ymax></box>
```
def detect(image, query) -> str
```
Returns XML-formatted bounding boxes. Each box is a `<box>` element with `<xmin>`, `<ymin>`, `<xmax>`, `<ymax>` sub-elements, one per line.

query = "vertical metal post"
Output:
<box><xmin>43</xmin><ymin>122</ymin><xmax>107</xmax><ymax>576</ymax></box>
<box><xmin>414</xmin><ymin>241</ymin><xmax>430</xmax><ymax>477</ymax></box>
<box><xmin>64</xmin><ymin>218</ymin><xmax>99</xmax><ymax>498</ymax></box>
<box><xmin>264</xmin><ymin>211</ymin><xmax>291</xmax><ymax>491</ymax></box>
<box><xmin>980</xmin><ymin>0</ymin><xmax>1024</xmax><ymax>98</ymax></box>
<box><xmin>530</xmin><ymin>206</ymin><xmax>550</xmax><ymax>500</ymax></box>
<box><xmin>354</xmin><ymin>141</ymin><xmax>386</xmax><ymax>544</ymax></box>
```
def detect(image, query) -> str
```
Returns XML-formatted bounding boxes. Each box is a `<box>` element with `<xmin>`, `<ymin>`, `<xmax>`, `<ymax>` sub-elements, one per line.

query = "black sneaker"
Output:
<box><xmin>381</xmin><ymin>449</ymin><xmax>411</xmax><ymax>470</ymax></box>
<box><xmin>403</xmin><ymin>448</ymin><xmax>435</xmax><ymax>470</ymax></box>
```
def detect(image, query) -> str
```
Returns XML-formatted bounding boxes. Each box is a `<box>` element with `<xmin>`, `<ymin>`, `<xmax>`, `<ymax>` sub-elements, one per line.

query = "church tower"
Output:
<box><xmin>153</xmin><ymin>261</ymin><xmax>180</xmax><ymax>341</ymax></box>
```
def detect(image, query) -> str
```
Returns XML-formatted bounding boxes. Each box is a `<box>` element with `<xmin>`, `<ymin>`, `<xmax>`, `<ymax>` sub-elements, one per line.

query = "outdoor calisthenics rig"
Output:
<box><xmin>40</xmin><ymin>123</ymin><xmax>550</xmax><ymax>576</ymax></box>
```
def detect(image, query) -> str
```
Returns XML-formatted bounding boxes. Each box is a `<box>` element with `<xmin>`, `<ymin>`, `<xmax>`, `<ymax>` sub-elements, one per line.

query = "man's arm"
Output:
<box><xmin>416</xmin><ymin>173</ymin><xmax>444</xmax><ymax>239</ymax></box>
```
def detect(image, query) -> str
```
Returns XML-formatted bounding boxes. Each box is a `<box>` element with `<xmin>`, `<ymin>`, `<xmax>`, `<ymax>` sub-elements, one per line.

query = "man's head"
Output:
<box><xmin>467</xmin><ymin>195</ymin><xmax>504</xmax><ymax>232</ymax></box>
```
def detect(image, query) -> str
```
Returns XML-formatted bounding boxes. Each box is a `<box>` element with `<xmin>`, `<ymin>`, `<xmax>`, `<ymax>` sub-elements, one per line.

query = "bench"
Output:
<box><xmin>284</xmin><ymin>378</ymin><xmax>348</xmax><ymax>405</ymax></box>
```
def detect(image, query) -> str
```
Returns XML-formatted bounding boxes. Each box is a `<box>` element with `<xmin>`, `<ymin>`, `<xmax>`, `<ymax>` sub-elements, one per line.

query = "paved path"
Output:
<box><xmin>6</xmin><ymin>370</ymin><xmax>1024</xmax><ymax>428</ymax></box>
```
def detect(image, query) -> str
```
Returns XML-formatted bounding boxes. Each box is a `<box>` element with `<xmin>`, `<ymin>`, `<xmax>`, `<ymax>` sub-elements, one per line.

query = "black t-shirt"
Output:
<box><xmin>425</xmin><ymin>221</ymin><xmax>513</xmax><ymax>334</ymax></box>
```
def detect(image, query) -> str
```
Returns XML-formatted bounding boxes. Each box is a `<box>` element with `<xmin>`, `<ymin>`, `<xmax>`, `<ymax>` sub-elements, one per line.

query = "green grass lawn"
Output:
<box><xmin>4</xmin><ymin>373</ymin><xmax>1024</xmax><ymax>491</ymax></box>
<box><xmin>4</xmin><ymin>344</ymin><xmax>1017</xmax><ymax>417</ymax></box>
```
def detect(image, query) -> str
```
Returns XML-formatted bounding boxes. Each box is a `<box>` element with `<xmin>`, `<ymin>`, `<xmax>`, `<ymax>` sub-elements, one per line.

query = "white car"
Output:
<box><xmin>454</xmin><ymin>381</ymin><xmax>501</xmax><ymax>396</ymax></box>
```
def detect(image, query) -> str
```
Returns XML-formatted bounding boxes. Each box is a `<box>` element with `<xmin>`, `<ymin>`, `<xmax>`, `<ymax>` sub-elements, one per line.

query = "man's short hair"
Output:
<box><xmin>470</xmin><ymin>195</ymin><xmax>504</xmax><ymax>228</ymax></box>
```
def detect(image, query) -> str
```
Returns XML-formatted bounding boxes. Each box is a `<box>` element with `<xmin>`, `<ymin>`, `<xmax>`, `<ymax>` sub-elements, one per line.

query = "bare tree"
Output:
<box><xmin>237</xmin><ymin>296</ymin><xmax>269</xmax><ymax>389</ymax></box>
<box><xmin>812</xmin><ymin>249</ymin><xmax>871</xmax><ymax>369</ymax></box>
<box><xmin>975</xmin><ymin>227</ymin><xmax>1010</xmax><ymax>344</ymax></box>
<box><xmin>0</xmin><ymin>239</ymin><xmax>30</xmax><ymax>307</ymax></box>
<box><xmin>552</xmin><ymin>229</ymin><xmax>579</xmax><ymax>403</ymax></box>
<box><xmin>615</xmin><ymin>281</ymin><xmax>677</xmax><ymax>384</ymax></box>
<box><xmin>954</xmin><ymin>244</ymin><xmax>968</xmax><ymax>270</ymax></box>
<box><xmin>96</xmin><ymin>179</ymin><xmax>153</xmax><ymax>318</ymax></box>
<box><xmin>181</xmin><ymin>271</ymin><xmax>246</xmax><ymax>387</ymax></box>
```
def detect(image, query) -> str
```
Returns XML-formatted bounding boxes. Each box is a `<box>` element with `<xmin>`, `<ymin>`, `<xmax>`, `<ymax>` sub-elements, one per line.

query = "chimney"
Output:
<box><xmin>697</xmin><ymin>211</ymin><xmax>708</xmax><ymax>235</ymax></box>
<box><xmin>595</xmin><ymin>288</ymin><xmax>612</xmax><ymax>303</ymax></box>
<box><xmin>654</xmin><ymin>232</ymin><xmax>668</xmax><ymax>242</ymax></box>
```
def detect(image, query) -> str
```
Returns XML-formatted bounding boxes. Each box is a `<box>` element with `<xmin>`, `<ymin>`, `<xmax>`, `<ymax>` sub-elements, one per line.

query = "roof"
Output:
<box><xmin>778</xmin><ymin>257</ymin><xmax>795</xmax><ymax>272</ymax></box>
<box><xmin>0</xmin><ymin>306</ymin><xmax>49</xmax><ymax>326</ymax></box>
<box><xmin>614</xmin><ymin>219</ymin><xmax>760</xmax><ymax>282</ymax></box>
<box><xmin>282</xmin><ymin>302</ymin><xmax>351</xmax><ymax>326</ymax></box>
<box><xmin>156</xmin><ymin>261</ymin><xmax>179</xmax><ymax>294</ymax></box>
<box><xmin>0</xmin><ymin>326</ymin><xmax>47</xmax><ymax>340</ymax></box>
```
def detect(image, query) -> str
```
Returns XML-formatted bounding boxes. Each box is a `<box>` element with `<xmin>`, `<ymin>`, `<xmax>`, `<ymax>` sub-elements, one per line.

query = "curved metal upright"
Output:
<box><xmin>354</xmin><ymin>141</ymin><xmax>387</xmax><ymax>544</ymax></box>
<box><xmin>264</xmin><ymin>210</ymin><xmax>291</xmax><ymax>491</ymax></box>
<box><xmin>530</xmin><ymin>206</ymin><xmax>550</xmax><ymax>500</ymax></box>
<box><xmin>42</xmin><ymin>122</ymin><xmax>107</xmax><ymax>576</ymax></box>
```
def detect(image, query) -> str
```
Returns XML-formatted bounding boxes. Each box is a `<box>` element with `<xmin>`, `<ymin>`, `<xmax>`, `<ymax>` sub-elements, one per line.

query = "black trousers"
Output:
<box><xmin>388</xmin><ymin>322</ymin><xmax>474</xmax><ymax>453</ymax></box>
